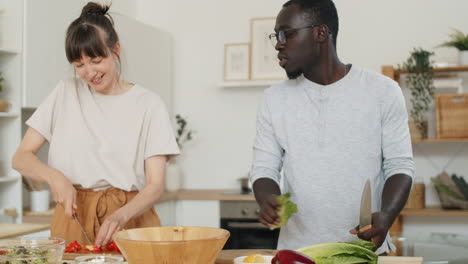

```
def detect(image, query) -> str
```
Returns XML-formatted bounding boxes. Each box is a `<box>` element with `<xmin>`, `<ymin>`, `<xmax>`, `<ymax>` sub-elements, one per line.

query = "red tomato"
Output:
<box><xmin>64</xmin><ymin>246</ymin><xmax>77</xmax><ymax>253</ymax></box>
<box><xmin>105</xmin><ymin>241</ymin><xmax>120</xmax><ymax>252</ymax></box>
<box><xmin>64</xmin><ymin>240</ymin><xmax>82</xmax><ymax>253</ymax></box>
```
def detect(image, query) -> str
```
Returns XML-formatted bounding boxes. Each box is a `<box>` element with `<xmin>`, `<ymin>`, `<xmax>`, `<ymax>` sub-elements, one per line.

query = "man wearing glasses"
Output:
<box><xmin>249</xmin><ymin>0</ymin><xmax>414</xmax><ymax>255</ymax></box>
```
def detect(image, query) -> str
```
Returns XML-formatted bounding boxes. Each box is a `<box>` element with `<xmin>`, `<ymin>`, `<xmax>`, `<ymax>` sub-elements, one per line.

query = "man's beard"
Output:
<box><xmin>286</xmin><ymin>69</ymin><xmax>302</xmax><ymax>80</ymax></box>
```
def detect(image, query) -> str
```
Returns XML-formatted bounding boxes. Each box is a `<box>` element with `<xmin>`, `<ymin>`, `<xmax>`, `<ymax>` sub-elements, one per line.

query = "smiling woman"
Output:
<box><xmin>65</xmin><ymin>3</ymin><xmax>126</xmax><ymax>95</ymax></box>
<box><xmin>12</xmin><ymin>1</ymin><xmax>179</xmax><ymax>249</ymax></box>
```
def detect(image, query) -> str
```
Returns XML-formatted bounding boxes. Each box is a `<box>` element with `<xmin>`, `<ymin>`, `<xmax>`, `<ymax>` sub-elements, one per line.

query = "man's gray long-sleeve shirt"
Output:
<box><xmin>250</xmin><ymin>65</ymin><xmax>414</xmax><ymax>254</ymax></box>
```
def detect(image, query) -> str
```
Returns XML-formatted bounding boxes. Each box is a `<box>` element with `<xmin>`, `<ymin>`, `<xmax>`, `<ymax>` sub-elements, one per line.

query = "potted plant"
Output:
<box><xmin>402</xmin><ymin>48</ymin><xmax>435</xmax><ymax>139</ymax></box>
<box><xmin>175</xmin><ymin>114</ymin><xmax>194</xmax><ymax>149</ymax></box>
<box><xmin>165</xmin><ymin>114</ymin><xmax>195</xmax><ymax>191</ymax></box>
<box><xmin>0</xmin><ymin>72</ymin><xmax>9</xmax><ymax>112</ymax></box>
<box><xmin>439</xmin><ymin>29</ymin><xmax>468</xmax><ymax>65</ymax></box>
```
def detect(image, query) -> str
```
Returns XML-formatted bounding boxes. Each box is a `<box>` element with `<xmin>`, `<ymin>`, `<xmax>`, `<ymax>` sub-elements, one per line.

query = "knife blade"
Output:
<box><xmin>358</xmin><ymin>179</ymin><xmax>372</xmax><ymax>233</ymax></box>
<box><xmin>72</xmin><ymin>211</ymin><xmax>93</xmax><ymax>245</ymax></box>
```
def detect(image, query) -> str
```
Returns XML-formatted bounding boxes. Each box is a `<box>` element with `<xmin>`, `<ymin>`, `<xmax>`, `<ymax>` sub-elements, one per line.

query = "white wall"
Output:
<box><xmin>135</xmin><ymin>0</ymin><xmax>285</xmax><ymax>189</ymax></box>
<box><xmin>133</xmin><ymin>0</ymin><xmax>468</xmax><ymax>238</ymax></box>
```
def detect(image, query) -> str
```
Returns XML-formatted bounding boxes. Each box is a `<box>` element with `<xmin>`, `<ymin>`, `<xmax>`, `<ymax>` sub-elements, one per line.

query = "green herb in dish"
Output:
<box><xmin>1</xmin><ymin>245</ymin><xmax>60</xmax><ymax>264</ymax></box>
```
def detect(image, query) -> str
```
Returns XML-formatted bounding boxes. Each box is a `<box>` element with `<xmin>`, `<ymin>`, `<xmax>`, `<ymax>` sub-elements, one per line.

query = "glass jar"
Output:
<box><xmin>405</xmin><ymin>176</ymin><xmax>425</xmax><ymax>209</ymax></box>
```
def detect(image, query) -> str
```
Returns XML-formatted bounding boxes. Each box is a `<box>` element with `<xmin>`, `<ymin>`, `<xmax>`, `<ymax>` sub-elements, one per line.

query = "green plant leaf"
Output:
<box><xmin>431</xmin><ymin>177</ymin><xmax>464</xmax><ymax>200</ymax></box>
<box><xmin>402</xmin><ymin>47</ymin><xmax>435</xmax><ymax>138</ymax></box>
<box><xmin>438</xmin><ymin>29</ymin><xmax>468</xmax><ymax>51</ymax></box>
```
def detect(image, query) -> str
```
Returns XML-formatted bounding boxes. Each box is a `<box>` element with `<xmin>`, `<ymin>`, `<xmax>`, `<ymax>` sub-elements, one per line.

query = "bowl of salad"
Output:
<box><xmin>0</xmin><ymin>237</ymin><xmax>65</xmax><ymax>264</ymax></box>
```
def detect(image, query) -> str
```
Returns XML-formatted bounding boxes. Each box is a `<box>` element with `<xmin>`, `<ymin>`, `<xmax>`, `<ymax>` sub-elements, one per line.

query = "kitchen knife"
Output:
<box><xmin>72</xmin><ymin>211</ymin><xmax>93</xmax><ymax>245</ymax></box>
<box><xmin>358</xmin><ymin>179</ymin><xmax>372</xmax><ymax>233</ymax></box>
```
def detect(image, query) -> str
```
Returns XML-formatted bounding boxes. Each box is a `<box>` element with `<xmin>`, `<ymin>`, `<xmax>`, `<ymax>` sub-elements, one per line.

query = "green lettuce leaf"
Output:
<box><xmin>296</xmin><ymin>240</ymin><xmax>378</xmax><ymax>264</ymax></box>
<box><xmin>343</xmin><ymin>240</ymin><xmax>375</xmax><ymax>251</ymax></box>
<box><xmin>270</xmin><ymin>193</ymin><xmax>298</xmax><ymax>230</ymax></box>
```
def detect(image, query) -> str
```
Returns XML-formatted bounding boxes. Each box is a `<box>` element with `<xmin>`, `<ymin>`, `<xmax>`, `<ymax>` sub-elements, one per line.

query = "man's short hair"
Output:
<box><xmin>283</xmin><ymin>0</ymin><xmax>339</xmax><ymax>47</ymax></box>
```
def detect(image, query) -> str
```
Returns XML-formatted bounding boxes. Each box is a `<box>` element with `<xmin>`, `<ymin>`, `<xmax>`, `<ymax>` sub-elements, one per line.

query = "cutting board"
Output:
<box><xmin>215</xmin><ymin>250</ymin><xmax>423</xmax><ymax>264</ymax></box>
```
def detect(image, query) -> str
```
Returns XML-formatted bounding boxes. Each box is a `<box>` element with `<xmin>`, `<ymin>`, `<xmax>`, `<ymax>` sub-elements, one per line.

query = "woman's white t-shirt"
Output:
<box><xmin>27</xmin><ymin>78</ymin><xmax>180</xmax><ymax>191</ymax></box>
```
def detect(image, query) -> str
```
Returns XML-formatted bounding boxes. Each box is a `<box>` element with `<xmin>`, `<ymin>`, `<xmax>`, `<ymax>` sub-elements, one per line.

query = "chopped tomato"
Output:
<box><xmin>84</xmin><ymin>244</ymin><xmax>103</xmax><ymax>253</ymax></box>
<box><xmin>64</xmin><ymin>240</ymin><xmax>82</xmax><ymax>253</ymax></box>
<box><xmin>105</xmin><ymin>241</ymin><xmax>121</xmax><ymax>253</ymax></box>
<box><xmin>0</xmin><ymin>250</ymin><xmax>7</xmax><ymax>255</ymax></box>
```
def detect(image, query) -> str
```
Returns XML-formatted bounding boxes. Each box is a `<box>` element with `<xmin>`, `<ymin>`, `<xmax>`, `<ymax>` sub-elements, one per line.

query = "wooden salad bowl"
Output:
<box><xmin>113</xmin><ymin>226</ymin><xmax>230</xmax><ymax>264</ymax></box>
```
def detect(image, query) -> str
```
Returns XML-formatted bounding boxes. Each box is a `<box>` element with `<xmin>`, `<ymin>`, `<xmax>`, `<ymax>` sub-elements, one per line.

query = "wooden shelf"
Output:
<box><xmin>0</xmin><ymin>48</ymin><xmax>20</xmax><ymax>55</ymax></box>
<box><xmin>382</xmin><ymin>65</ymin><xmax>468</xmax><ymax>83</ymax></box>
<box><xmin>219</xmin><ymin>79</ymin><xmax>283</xmax><ymax>88</ymax></box>
<box><xmin>412</xmin><ymin>138</ymin><xmax>468</xmax><ymax>143</ymax></box>
<box><xmin>0</xmin><ymin>175</ymin><xmax>20</xmax><ymax>183</ymax></box>
<box><xmin>0</xmin><ymin>111</ymin><xmax>20</xmax><ymax>117</ymax></box>
<box><xmin>401</xmin><ymin>207</ymin><xmax>468</xmax><ymax>216</ymax></box>
<box><xmin>383</xmin><ymin>65</ymin><xmax>468</xmax><ymax>144</ymax></box>
<box><xmin>395</xmin><ymin>65</ymin><xmax>468</xmax><ymax>74</ymax></box>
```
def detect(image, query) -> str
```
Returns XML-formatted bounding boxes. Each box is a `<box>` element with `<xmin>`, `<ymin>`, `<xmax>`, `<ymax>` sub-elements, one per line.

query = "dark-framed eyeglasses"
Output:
<box><xmin>268</xmin><ymin>24</ymin><xmax>322</xmax><ymax>47</ymax></box>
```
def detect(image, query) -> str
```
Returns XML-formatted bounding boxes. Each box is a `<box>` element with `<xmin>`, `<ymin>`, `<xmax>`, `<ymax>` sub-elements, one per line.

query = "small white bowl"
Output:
<box><xmin>74</xmin><ymin>254</ymin><xmax>124</xmax><ymax>263</ymax></box>
<box><xmin>233</xmin><ymin>255</ymin><xmax>274</xmax><ymax>264</ymax></box>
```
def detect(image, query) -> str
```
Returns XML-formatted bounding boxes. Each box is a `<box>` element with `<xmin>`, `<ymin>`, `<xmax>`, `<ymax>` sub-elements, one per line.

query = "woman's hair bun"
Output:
<box><xmin>80</xmin><ymin>2</ymin><xmax>110</xmax><ymax>17</ymax></box>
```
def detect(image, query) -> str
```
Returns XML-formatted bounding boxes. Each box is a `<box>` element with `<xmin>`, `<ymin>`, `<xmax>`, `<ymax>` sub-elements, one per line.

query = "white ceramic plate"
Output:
<box><xmin>74</xmin><ymin>254</ymin><xmax>124</xmax><ymax>263</ymax></box>
<box><xmin>233</xmin><ymin>255</ymin><xmax>274</xmax><ymax>264</ymax></box>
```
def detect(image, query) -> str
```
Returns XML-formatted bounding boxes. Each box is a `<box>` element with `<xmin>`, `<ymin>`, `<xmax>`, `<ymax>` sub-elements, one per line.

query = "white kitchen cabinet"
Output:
<box><xmin>175</xmin><ymin>201</ymin><xmax>220</xmax><ymax>228</ymax></box>
<box><xmin>155</xmin><ymin>200</ymin><xmax>221</xmax><ymax>228</ymax></box>
<box><xmin>0</xmin><ymin>0</ymin><xmax>24</xmax><ymax>224</ymax></box>
<box><xmin>154</xmin><ymin>201</ymin><xmax>177</xmax><ymax>226</ymax></box>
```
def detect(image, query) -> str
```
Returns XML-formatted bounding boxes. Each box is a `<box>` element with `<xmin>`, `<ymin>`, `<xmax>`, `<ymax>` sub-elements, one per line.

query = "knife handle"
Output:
<box><xmin>358</xmin><ymin>224</ymin><xmax>372</xmax><ymax>233</ymax></box>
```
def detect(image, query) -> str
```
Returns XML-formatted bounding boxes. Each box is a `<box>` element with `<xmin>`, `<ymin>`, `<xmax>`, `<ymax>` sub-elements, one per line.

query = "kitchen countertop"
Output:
<box><xmin>0</xmin><ymin>223</ymin><xmax>50</xmax><ymax>239</ymax></box>
<box><xmin>63</xmin><ymin>249</ymin><xmax>423</xmax><ymax>264</ymax></box>
<box><xmin>23</xmin><ymin>189</ymin><xmax>255</xmax><ymax>219</ymax></box>
<box><xmin>158</xmin><ymin>189</ymin><xmax>255</xmax><ymax>203</ymax></box>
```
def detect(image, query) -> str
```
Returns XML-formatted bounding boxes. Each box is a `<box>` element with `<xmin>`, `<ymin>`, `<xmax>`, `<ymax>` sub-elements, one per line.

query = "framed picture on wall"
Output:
<box><xmin>250</xmin><ymin>17</ymin><xmax>286</xmax><ymax>80</ymax></box>
<box><xmin>224</xmin><ymin>43</ymin><xmax>250</xmax><ymax>81</ymax></box>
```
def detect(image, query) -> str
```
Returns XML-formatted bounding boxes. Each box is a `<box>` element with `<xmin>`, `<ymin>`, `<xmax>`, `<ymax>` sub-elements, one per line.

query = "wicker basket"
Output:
<box><xmin>436</xmin><ymin>94</ymin><xmax>468</xmax><ymax>138</ymax></box>
<box><xmin>433</xmin><ymin>172</ymin><xmax>468</xmax><ymax>209</ymax></box>
<box><xmin>435</xmin><ymin>188</ymin><xmax>468</xmax><ymax>209</ymax></box>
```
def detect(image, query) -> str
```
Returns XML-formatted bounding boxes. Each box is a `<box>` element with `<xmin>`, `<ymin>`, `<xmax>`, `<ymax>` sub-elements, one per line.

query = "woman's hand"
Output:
<box><xmin>94</xmin><ymin>210</ymin><xmax>127</xmax><ymax>247</ymax></box>
<box><xmin>49</xmin><ymin>173</ymin><xmax>77</xmax><ymax>218</ymax></box>
<box><xmin>94</xmin><ymin>155</ymin><xmax>167</xmax><ymax>247</ymax></box>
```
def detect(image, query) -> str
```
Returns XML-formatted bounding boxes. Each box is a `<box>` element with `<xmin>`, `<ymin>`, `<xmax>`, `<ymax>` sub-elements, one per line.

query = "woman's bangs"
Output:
<box><xmin>66</xmin><ymin>26</ymin><xmax>110</xmax><ymax>62</ymax></box>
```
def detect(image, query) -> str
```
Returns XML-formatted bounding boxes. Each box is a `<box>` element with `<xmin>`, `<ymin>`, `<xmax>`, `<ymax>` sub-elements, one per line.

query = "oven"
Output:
<box><xmin>220</xmin><ymin>200</ymin><xmax>280</xmax><ymax>249</ymax></box>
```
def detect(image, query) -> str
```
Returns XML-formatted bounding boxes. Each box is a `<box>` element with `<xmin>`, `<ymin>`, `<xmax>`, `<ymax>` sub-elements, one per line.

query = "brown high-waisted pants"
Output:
<box><xmin>51</xmin><ymin>187</ymin><xmax>160</xmax><ymax>246</ymax></box>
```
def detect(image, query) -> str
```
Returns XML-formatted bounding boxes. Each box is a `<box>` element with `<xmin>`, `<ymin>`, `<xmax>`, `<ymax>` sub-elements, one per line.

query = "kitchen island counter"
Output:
<box><xmin>216</xmin><ymin>250</ymin><xmax>423</xmax><ymax>264</ymax></box>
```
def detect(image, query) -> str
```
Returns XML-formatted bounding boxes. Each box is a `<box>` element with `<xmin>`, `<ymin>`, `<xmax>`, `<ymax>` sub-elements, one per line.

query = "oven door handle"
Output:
<box><xmin>227</xmin><ymin>222</ymin><xmax>269</xmax><ymax>229</ymax></box>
